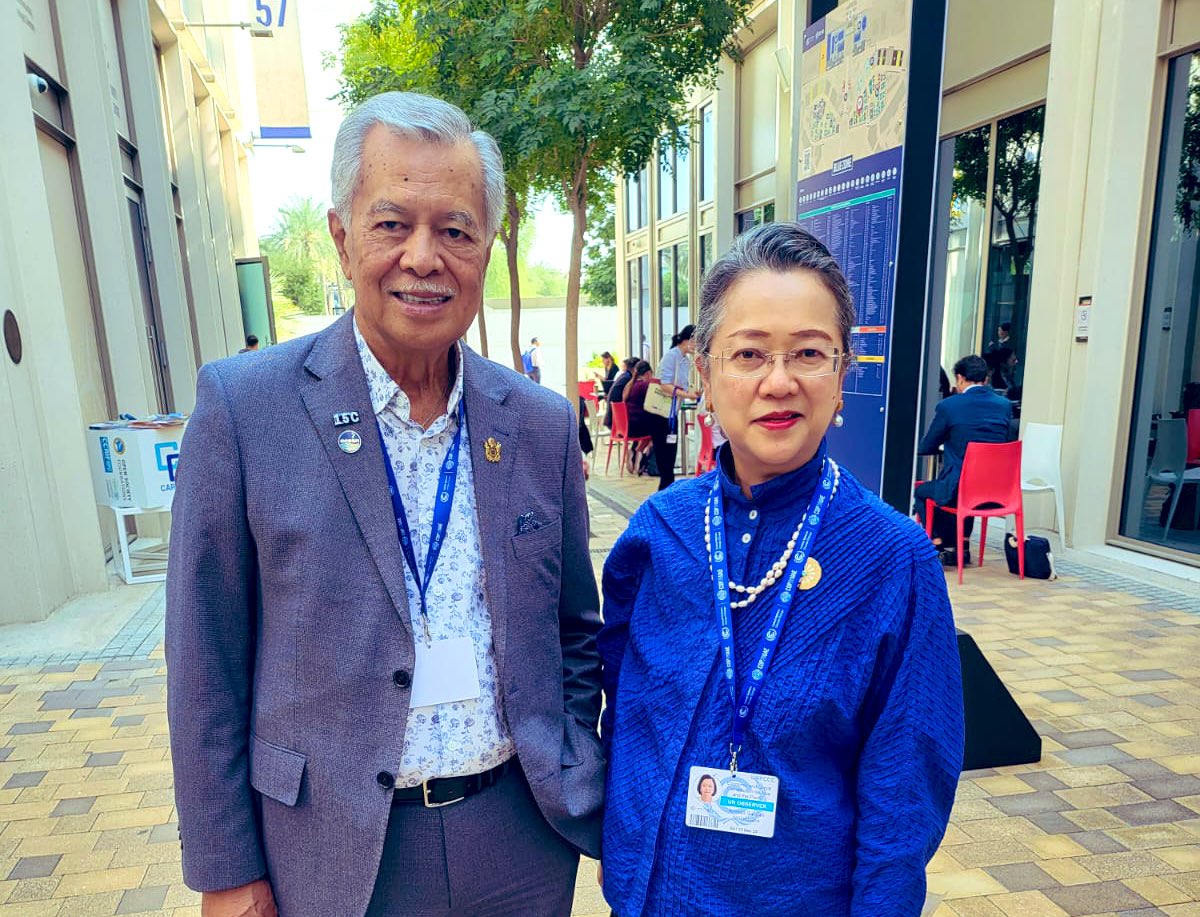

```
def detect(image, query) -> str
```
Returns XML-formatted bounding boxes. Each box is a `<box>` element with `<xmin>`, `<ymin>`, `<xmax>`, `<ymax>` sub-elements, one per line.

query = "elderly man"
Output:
<box><xmin>166</xmin><ymin>92</ymin><xmax>603</xmax><ymax>917</ymax></box>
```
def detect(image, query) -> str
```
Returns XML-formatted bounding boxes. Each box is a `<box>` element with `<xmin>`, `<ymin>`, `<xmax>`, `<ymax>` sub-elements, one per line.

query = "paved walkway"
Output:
<box><xmin>0</xmin><ymin>461</ymin><xmax>1198</xmax><ymax>915</ymax></box>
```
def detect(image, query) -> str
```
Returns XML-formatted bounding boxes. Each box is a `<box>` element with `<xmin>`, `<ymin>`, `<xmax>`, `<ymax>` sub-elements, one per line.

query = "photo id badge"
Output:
<box><xmin>685</xmin><ymin>766</ymin><xmax>779</xmax><ymax>838</ymax></box>
<box><xmin>409</xmin><ymin>637</ymin><xmax>481</xmax><ymax>709</ymax></box>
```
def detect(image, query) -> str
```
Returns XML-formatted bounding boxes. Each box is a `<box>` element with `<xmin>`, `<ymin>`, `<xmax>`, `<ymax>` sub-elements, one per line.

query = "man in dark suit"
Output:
<box><xmin>915</xmin><ymin>354</ymin><xmax>1014</xmax><ymax>565</ymax></box>
<box><xmin>166</xmin><ymin>92</ymin><xmax>602</xmax><ymax>917</ymax></box>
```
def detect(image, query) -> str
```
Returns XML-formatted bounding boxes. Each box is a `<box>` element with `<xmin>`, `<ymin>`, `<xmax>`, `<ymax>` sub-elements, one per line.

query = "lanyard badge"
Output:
<box><xmin>379</xmin><ymin>398</ymin><xmax>466</xmax><ymax>644</ymax></box>
<box><xmin>708</xmin><ymin>459</ymin><xmax>836</xmax><ymax>772</ymax></box>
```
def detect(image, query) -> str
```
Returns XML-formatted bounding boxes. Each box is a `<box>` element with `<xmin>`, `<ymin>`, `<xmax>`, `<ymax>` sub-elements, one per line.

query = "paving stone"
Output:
<box><xmin>85</xmin><ymin>752</ymin><xmax>124</xmax><ymax>768</ymax></box>
<box><xmin>52</xmin><ymin>797</ymin><xmax>96</xmax><ymax>817</ymax></box>
<box><xmin>1043</xmin><ymin>880</ymin><xmax>1152</xmax><ymax>913</ymax></box>
<box><xmin>1070</xmin><ymin>830</ymin><xmax>1129</xmax><ymax>854</ymax></box>
<box><xmin>7</xmin><ymin>853</ymin><xmax>62</xmax><ymax>880</ymax></box>
<box><xmin>7</xmin><ymin>721</ymin><xmax>51</xmax><ymax>735</ymax></box>
<box><xmin>114</xmin><ymin>884</ymin><xmax>168</xmax><ymax>913</ymax></box>
<box><xmin>4</xmin><ymin>770</ymin><xmax>46</xmax><ymax>789</ymax></box>
<box><xmin>1107</xmin><ymin>800</ymin><xmax>1199</xmax><ymax>827</ymax></box>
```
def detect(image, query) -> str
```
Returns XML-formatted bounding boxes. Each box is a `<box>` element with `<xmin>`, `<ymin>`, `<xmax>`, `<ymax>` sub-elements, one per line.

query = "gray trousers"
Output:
<box><xmin>364</xmin><ymin>764</ymin><xmax>580</xmax><ymax>916</ymax></box>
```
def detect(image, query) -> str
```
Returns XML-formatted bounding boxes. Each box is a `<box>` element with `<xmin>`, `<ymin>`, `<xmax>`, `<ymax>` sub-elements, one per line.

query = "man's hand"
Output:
<box><xmin>202</xmin><ymin>879</ymin><xmax>278</xmax><ymax>917</ymax></box>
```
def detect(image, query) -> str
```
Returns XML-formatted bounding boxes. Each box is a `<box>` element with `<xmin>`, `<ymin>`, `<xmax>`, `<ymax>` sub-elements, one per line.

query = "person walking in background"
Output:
<box><xmin>238</xmin><ymin>334</ymin><xmax>259</xmax><ymax>353</ymax></box>
<box><xmin>166</xmin><ymin>92</ymin><xmax>603</xmax><ymax>917</ymax></box>
<box><xmin>522</xmin><ymin>336</ymin><xmax>543</xmax><ymax>384</ymax></box>
<box><xmin>915</xmin><ymin>353</ymin><xmax>1015</xmax><ymax>566</ymax></box>
<box><xmin>651</xmin><ymin>325</ymin><xmax>700</xmax><ymax>490</ymax></box>
<box><xmin>599</xmin><ymin>223</ymin><xmax>962</xmax><ymax>916</ymax></box>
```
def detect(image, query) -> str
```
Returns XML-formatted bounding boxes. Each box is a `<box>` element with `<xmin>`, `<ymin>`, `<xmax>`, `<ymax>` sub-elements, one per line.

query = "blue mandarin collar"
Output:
<box><xmin>716</xmin><ymin>439</ymin><xmax>829</xmax><ymax>514</ymax></box>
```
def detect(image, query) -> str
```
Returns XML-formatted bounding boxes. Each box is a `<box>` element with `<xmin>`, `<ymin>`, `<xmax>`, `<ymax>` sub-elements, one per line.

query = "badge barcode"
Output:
<box><xmin>688</xmin><ymin>813</ymin><xmax>718</xmax><ymax>830</ymax></box>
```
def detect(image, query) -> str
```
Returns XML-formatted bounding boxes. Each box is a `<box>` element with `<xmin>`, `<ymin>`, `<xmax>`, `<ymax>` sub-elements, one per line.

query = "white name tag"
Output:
<box><xmin>409</xmin><ymin>637</ymin><xmax>481</xmax><ymax>709</ymax></box>
<box><xmin>685</xmin><ymin>765</ymin><xmax>779</xmax><ymax>839</ymax></box>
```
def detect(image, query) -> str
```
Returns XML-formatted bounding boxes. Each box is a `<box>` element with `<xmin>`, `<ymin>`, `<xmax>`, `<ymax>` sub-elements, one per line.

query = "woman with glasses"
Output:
<box><xmin>598</xmin><ymin>223</ymin><xmax>963</xmax><ymax>916</ymax></box>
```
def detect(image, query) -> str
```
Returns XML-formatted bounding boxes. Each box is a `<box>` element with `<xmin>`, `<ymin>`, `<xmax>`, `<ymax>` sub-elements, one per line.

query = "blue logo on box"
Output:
<box><xmin>99</xmin><ymin>437</ymin><xmax>113</xmax><ymax>473</ymax></box>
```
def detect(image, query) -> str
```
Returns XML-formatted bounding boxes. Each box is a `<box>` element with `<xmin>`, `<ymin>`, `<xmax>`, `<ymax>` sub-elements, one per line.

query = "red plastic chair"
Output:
<box><xmin>579</xmin><ymin>380</ymin><xmax>602</xmax><ymax>417</ymax></box>
<box><xmin>695</xmin><ymin>413</ymin><xmax>716</xmax><ymax>474</ymax></box>
<box><xmin>605</xmin><ymin>402</ymin><xmax>652</xmax><ymax>477</ymax></box>
<box><xmin>1187</xmin><ymin>409</ymin><xmax>1200</xmax><ymax>465</ymax></box>
<box><xmin>925</xmin><ymin>440</ymin><xmax>1025</xmax><ymax>585</ymax></box>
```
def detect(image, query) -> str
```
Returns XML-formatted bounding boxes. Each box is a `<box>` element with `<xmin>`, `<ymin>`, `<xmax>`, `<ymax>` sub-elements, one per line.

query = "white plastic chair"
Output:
<box><xmin>1021</xmin><ymin>423</ymin><xmax>1068</xmax><ymax>548</ymax></box>
<box><xmin>1146</xmin><ymin>418</ymin><xmax>1200</xmax><ymax>539</ymax></box>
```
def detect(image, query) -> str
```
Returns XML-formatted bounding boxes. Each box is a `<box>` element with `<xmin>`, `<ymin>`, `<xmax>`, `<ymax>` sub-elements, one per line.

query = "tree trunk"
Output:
<box><xmin>565</xmin><ymin>169</ymin><xmax>588</xmax><ymax>418</ymax></box>
<box><xmin>504</xmin><ymin>191</ymin><xmax>524</xmax><ymax>372</ymax></box>
<box><xmin>475</xmin><ymin>295</ymin><xmax>490</xmax><ymax>358</ymax></box>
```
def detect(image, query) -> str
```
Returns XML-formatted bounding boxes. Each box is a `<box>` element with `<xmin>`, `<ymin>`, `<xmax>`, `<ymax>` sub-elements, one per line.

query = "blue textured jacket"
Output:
<box><xmin>599</xmin><ymin>445</ymin><xmax>963</xmax><ymax>916</ymax></box>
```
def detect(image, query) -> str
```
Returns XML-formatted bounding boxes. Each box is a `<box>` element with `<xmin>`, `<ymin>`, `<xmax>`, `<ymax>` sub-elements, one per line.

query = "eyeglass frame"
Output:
<box><xmin>702</xmin><ymin>346</ymin><xmax>852</xmax><ymax>379</ymax></box>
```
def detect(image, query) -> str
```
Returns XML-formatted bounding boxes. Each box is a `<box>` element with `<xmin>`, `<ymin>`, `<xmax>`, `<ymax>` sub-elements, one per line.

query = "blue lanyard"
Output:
<box><xmin>708</xmin><ymin>459</ymin><xmax>836</xmax><ymax>770</ymax></box>
<box><xmin>668</xmin><ymin>392</ymin><xmax>679</xmax><ymax>434</ymax></box>
<box><xmin>378</xmin><ymin>397</ymin><xmax>465</xmax><ymax>641</ymax></box>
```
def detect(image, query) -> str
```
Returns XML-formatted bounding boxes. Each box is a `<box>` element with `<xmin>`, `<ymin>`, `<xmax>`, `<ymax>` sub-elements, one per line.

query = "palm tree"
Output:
<box><xmin>265</xmin><ymin>197</ymin><xmax>347</xmax><ymax>314</ymax></box>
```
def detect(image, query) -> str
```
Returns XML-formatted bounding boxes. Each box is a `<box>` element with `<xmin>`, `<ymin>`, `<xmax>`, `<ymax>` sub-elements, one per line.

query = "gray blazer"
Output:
<box><xmin>165</xmin><ymin>311</ymin><xmax>604</xmax><ymax>917</ymax></box>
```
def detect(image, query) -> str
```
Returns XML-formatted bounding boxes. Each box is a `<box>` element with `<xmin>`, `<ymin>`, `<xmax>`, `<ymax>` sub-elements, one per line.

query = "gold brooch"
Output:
<box><xmin>799</xmin><ymin>557</ymin><xmax>822</xmax><ymax>591</ymax></box>
<box><xmin>484</xmin><ymin>437</ymin><xmax>502</xmax><ymax>463</ymax></box>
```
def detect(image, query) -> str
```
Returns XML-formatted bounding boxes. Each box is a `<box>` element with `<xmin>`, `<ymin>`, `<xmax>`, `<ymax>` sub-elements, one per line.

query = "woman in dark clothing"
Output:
<box><xmin>598</xmin><ymin>351</ymin><xmax>619</xmax><ymax>397</ymax></box>
<box><xmin>605</xmin><ymin>357</ymin><xmax>639</xmax><ymax>428</ymax></box>
<box><xmin>624</xmin><ymin>361</ymin><xmax>673</xmax><ymax>487</ymax></box>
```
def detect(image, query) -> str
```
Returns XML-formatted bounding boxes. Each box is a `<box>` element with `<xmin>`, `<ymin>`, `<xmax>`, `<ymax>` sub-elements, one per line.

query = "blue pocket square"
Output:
<box><xmin>516</xmin><ymin>512</ymin><xmax>544</xmax><ymax>535</ymax></box>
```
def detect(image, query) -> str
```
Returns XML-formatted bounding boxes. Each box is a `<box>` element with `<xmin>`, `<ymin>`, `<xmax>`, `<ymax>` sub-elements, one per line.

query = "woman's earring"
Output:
<box><xmin>833</xmin><ymin>398</ymin><xmax>845</xmax><ymax>428</ymax></box>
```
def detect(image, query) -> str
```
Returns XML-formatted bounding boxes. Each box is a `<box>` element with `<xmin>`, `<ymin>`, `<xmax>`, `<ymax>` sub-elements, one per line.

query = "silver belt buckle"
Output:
<box><xmin>422</xmin><ymin>778</ymin><xmax>466</xmax><ymax>808</ymax></box>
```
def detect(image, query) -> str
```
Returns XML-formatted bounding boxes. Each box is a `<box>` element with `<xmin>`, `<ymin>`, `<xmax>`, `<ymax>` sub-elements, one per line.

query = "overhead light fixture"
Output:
<box><xmin>183</xmin><ymin>21</ymin><xmax>274</xmax><ymax>38</ymax></box>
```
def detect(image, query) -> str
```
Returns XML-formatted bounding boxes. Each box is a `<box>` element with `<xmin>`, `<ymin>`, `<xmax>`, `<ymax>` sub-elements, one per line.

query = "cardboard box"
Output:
<box><xmin>87</xmin><ymin>422</ymin><xmax>186</xmax><ymax>510</ymax></box>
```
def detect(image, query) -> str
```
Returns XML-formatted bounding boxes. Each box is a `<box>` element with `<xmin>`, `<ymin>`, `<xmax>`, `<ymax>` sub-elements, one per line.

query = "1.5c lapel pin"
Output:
<box><xmin>333</xmin><ymin>411</ymin><xmax>360</xmax><ymax>427</ymax></box>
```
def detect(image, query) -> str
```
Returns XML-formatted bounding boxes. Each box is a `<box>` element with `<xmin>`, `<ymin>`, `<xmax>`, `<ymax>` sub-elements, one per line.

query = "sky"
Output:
<box><xmin>246</xmin><ymin>1</ymin><xmax>572</xmax><ymax>271</ymax></box>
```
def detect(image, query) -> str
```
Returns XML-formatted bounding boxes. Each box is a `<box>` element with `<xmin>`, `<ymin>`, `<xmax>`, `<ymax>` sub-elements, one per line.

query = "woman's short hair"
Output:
<box><xmin>622</xmin><ymin>356</ymin><xmax>639</xmax><ymax>370</ymax></box>
<box><xmin>695</xmin><ymin>223</ymin><xmax>855</xmax><ymax>362</ymax></box>
<box><xmin>331</xmin><ymin>91</ymin><xmax>505</xmax><ymax>237</ymax></box>
<box><xmin>697</xmin><ymin>774</ymin><xmax>717</xmax><ymax>795</ymax></box>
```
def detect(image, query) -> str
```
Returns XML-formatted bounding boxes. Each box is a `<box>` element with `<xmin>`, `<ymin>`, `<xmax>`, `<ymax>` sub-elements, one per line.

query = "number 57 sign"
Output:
<box><xmin>250</xmin><ymin>0</ymin><xmax>311</xmax><ymax>139</ymax></box>
<box><xmin>255</xmin><ymin>0</ymin><xmax>288</xmax><ymax>28</ymax></box>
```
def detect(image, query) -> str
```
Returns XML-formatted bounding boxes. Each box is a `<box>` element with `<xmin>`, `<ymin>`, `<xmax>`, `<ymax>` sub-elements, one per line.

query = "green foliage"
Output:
<box><xmin>583</xmin><ymin>173</ymin><xmax>617</xmax><ymax>306</ymax></box>
<box><xmin>484</xmin><ymin>241</ymin><xmax>568</xmax><ymax>299</ymax></box>
<box><xmin>1177</xmin><ymin>61</ymin><xmax>1200</xmax><ymax>234</ymax></box>
<box><xmin>260</xmin><ymin>196</ymin><xmax>346</xmax><ymax>315</ymax></box>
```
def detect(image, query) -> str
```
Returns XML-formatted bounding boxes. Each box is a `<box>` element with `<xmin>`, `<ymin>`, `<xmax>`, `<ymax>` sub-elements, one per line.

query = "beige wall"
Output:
<box><xmin>943</xmin><ymin>0</ymin><xmax>1054</xmax><ymax>91</ymax></box>
<box><xmin>0</xmin><ymin>0</ymin><xmax>260</xmax><ymax>624</ymax></box>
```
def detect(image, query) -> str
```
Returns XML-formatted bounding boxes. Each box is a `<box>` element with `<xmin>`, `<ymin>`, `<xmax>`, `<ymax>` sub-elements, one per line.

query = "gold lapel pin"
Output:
<box><xmin>799</xmin><ymin>557</ymin><xmax>822</xmax><ymax>591</ymax></box>
<box><xmin>484</xmin><ymin>437</ymin><xmax>502</xmax><ymax>463</ymax></box>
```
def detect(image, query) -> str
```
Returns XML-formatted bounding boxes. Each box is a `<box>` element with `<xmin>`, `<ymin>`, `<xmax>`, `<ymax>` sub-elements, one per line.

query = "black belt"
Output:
<box><xmin>392</xmin><ymin>758</ymin><xmax>513</xmax><ymax>808</ymax></box>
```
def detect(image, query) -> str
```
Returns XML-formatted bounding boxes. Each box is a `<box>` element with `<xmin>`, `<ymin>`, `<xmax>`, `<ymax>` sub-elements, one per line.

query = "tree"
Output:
<box><xmin>260</xmin><ymin>196</ymin><xmax>346</xmax><ymax>315</ymax></box>
<box><xmin>336</xmin><ymin>0</ymin><xmax>550</xmax><ymax>365</ymax></box>
<box><xmin>455</xmin><ymin>0</ymin><xmax>750</xmax><ymax>404</ymax></box>
<box><xmin>337</xmin><ymin>0</ymin><xmax>749</xmax><ymax>399</ymax></box>
<box><xmin>583</xmin><ymin>174</ymin><xmax>617</xmax><ymax>307</ymax></box>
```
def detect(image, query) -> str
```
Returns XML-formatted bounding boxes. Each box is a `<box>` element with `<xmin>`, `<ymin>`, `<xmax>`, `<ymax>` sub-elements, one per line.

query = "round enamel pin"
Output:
<box><xmin>338</xmin><ymin>430</ymin><xmax>363</xmax><ymax>454</ymax></box>
<box><xmin>799</xmin><ymin>557</ymin><xmax>822</xmax><ymax>591</ymax></box>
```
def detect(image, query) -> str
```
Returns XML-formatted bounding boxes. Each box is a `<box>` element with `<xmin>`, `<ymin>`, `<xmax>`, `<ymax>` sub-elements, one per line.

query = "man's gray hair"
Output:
<box><xmin>695</xmin><ymin>222</ymin><xmax>856</xmax><ymax>364</ymax></box>
<box><xmin>330</xmin><ymin>91</ymin><xmax>505</xmax><ymax>237</ymax></box>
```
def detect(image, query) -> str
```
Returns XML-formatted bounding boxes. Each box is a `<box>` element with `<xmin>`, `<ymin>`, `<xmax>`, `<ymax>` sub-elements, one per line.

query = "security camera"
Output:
<box><xmin>26</xmin><ymin>74</ymin><xmax>48</xmax><ymax>96</ymax></box>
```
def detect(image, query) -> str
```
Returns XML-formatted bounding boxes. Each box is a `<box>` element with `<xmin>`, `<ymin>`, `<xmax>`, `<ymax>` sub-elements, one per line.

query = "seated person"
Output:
<box><xmin>605</xmin><ymin>357</ymin><xmax>639</xmax><ymax>428</ymax></box>
<box><xmin>915</xmin><ymin>354</ymin><xmax>1014</xmax><ymax>566</ymax></box>
<box><xmin>623</xmin><ymin>361</ymin><xmax>665</xmax><ymax>476</ymax></box>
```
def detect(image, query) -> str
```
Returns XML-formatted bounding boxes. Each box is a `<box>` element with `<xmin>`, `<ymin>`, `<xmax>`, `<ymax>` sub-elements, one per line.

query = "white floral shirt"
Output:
<box><xmin>354</xmin><ymin>322</ymin><xmax>514</xmax><ymax>785</ymax></box>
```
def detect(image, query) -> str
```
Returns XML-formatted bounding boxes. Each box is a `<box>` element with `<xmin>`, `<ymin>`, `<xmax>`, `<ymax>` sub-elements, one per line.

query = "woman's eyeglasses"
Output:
<box><xmin>705</xmin><ymin>347</ymin><xmax>846</xmax><ymax>379</ymax></box>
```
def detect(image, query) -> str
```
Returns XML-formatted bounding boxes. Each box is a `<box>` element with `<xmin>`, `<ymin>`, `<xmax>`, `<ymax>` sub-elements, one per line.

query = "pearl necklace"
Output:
<box><xmin>704</xmin><ymin>459</ymin><xmax>840</xmax><ymax>610</ymax></box>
